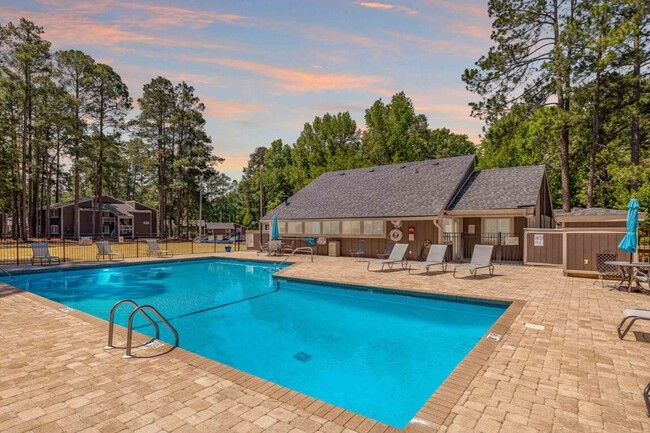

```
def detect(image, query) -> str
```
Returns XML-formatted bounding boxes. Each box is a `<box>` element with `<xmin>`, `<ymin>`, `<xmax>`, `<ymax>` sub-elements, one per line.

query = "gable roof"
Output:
<box><xmin>554</xmin><ymin>207</ymin><xmax>627</xmax><ymax>217</ymax></box>
<box><xmin>263</xmin><ymin>155</ymin><xmax>475</xmax><ymax>220</ymax></box>
<box><xmin>448</xmin><ymin>165</ymin><xmax>546</xmax><ymax>211</ymax></box>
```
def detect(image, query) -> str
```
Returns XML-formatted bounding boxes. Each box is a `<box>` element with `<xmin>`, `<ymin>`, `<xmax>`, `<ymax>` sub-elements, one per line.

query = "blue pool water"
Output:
<box><xmin>3</xmin><ymin>258</ymin><xmax>507</xmax><ymax>428</ymax></box>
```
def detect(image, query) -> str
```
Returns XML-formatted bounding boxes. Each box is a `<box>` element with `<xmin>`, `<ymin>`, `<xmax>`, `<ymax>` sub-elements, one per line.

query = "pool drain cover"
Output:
<box><xmin>293</xmin><ymin>352</ymin><xmax>312</xmax><ymax>362</ymax></box>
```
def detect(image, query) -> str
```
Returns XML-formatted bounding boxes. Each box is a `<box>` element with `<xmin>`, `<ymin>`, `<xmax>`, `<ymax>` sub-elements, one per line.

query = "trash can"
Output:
<box><xmin>328</xmin><ymin>241</ymin><xmax>340</xmax><ymax>257</ymax></box>
<box><xmin>225</xmin><ymin>246</ymin><xmax>232</xmax><ymax>252</ymax></box>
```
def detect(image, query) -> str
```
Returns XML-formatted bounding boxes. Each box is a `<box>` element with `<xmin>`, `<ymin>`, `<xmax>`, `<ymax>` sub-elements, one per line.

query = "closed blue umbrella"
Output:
<box><xmin>270</xmin><ymin>214</ymin><xmax>280</xmax><ymax>240</ymax></box>
<box><xmin>618</xmin><ymin>198</ymin><xmax>639</xmax><ymax>262</ymax></box>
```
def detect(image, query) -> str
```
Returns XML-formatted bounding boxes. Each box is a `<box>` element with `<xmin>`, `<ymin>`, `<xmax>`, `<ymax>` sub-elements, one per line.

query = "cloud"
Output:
<box><xmin>303</xmin><ymin>25</ymin><xmax>397</xmax><ymax>52</ymax></box>
<box><xmin>0</xmin><ymin>5</ymin><xmax>232</xmax><ymax>51</ymax></box>
<box><xmin>448</xmin><ymin>22</ymin><xmax>491</xmax><ymax>40</ymax></box>
<box><xmin>113</xmin><ymin>2</ymin><xmax>247</xmax><ymax>30</ymax></box>
<box><xmin>356</xmin><ymin>1</ymin><xmax>419</xmax><ymax>16</ymax></box>
<box><xmin>202</xmin><ymin>98</ymin><xmax>272</xmax><ymax>120</ymax></box>
<box><xmin>386</xmin><ymin>31</ymin><xmax>484</xmax><ymax>57</ymax></box>
<box><xmin>424</xmin><ymin>0</ymin><xmax>486</xmax><ymax>17</ymax></box>
<box><xmin>182</xmin><ymin>55</ymin><xmax>388</xmax><ymax>93</ymax></box>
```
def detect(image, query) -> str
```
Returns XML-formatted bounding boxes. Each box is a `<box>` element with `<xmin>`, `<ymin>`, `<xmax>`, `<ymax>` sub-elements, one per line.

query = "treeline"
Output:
<box><xmin>464</xmin><ymin>0</ymin><xmax>649</xmax><ymax>212</ymax></box>
<box><xmin>234</xmin><ymin>92</ymin><xmax>477</xmax><ymax>227</ymax></box>
<box><xmin>0</xmin><ymin>19</ymin><xmax>221</xmax><ymax>239</ymax></box>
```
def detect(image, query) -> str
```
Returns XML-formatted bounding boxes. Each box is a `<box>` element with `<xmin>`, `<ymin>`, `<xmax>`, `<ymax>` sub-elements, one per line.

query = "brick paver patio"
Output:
<box><xmin>1</xmin><ymin>252</ymin><xmax>650</xmax><ymax>432</ymax></box>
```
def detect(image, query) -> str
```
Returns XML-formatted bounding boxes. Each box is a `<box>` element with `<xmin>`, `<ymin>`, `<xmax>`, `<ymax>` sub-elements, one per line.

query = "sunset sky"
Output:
<box><xmin>1</xmin><ymin>0</ymin><xmax>493</xmax><ymax>180</ymax></box>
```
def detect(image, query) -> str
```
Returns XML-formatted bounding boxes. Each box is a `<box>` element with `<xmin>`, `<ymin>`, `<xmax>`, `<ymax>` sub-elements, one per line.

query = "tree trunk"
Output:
<box><xmin>587</xmin><ymin>70</ymin><xmax>601</xmax><ymax>208</ymax></box>
<box><xmin>630</xmin><ymin>19</ymin><xmax>641</xmax><ymax>190</ymax></box>
<box><xmin>20</xmin><ymin>70</ymin><xmax>30</xmax><ymax>241</ymax></box>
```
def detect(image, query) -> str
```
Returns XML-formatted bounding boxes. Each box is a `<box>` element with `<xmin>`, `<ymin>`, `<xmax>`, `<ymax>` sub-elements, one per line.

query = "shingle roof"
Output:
<box><xmin>262</xmin><ymin>155</ymin><xmax>475</xmax><ymax>220</ymax></box>
<box><xmin>554</xmin><ymin>208</ymin><xmax>628</xmax><ymax>217</ymax></box>
<box><xmin>448</xmin><ymin>165</ymin><xmax>546</xmax><ymax>211</ymax></box>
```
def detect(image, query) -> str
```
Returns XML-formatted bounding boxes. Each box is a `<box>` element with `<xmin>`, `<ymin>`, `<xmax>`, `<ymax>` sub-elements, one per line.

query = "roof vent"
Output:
<box><xmin>400</xmin><ymin>165</ymin><xmax>406</xmax><ymax>169</ymax></box>
<box><xmin>369</xmin><ymin>169</ymin><xmax>375</xmax><ymax>172</ymax></box>
<box><xmin>340</xmin><ymin>172</ymin><xmax>346</xmax><ymax>176</ymax></box>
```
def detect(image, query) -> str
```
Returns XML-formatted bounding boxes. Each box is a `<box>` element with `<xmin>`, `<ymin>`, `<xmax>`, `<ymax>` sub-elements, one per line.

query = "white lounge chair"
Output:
<box><xmin>408</xmin><ymin>244</ymin><xmax>448</xmax><ymax>274</ymax></box>
<box><xmin>145</xmin><ymin>239</ymin><xmax>173</xmax><ymax>257</ymax></box>
<box><xmin>453</xmin><ymin>245</ymin><xmax>494</xmax><ymax>278</ymax></box>
<box><xmin>618</xmin><ymin>308</ymin><xmax>650</xmax><ymax>339</ymax></box>
<box><xmin>365</xmin><ymin>243</ymin><xmax>408</xmax><ymax>271</ymax></box>
<box><xmin>31</xmin><ymin>242</ymin><xmax>61</xmax><ymax>265</ymax></box>
<box><xmin>96</xmin><ymin>241</ymin><xmax>124</xmax><ymax>261</ymax></box>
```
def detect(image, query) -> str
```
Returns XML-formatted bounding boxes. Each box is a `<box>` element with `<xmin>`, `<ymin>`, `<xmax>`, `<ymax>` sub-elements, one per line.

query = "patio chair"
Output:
<box><xmin>594</xmin><ymin>251</ymin><xmax>620</xmax><ymax>287</ymax></box>
<box><xmin>281</xmin><ymin>240</ymin><xmax>295</xmax><ymax>255</ymax></box>
<box><xmin>145</xmin><ymin>239</ymin><xmax>173</xmax><ymax>258</ymax></box>
<box><xmin>617</xmin><ymin>308</ymin><xmax>650</xmax><ymax>339</ymax></box>
<box><xmin>350</xmin><ymin>240</ymin><xmax>366</xmax><ymax>258</ymax></box>
<box><xmin>365</xmin><ymin>243</ymin><xmax>408</xmax><ymax>271</ymax></box>
<box><xmin>257</xmin><ymin>241</ymin><xmax>269</xmax><ymax>256</ymax></box>
<box><xmin>453</xmin><ymin>245</ymin><xmax>495</xmax><ymax>279</ymax></box>
<box><xmin>267</xmin><ymin>240</ymin><xmax>282</xmax><ymax>256</ymax></box>
<box><xmin>377</xmin><ymin>241</ymin><xmax>395</xmax><ymax>259</ymax></box>
<box><xmin>633</xmin><ymin>269</ymin><xmax>649</xmax><ymax>291</ymax></box>
<box><xmin>96</xmin><ymin>241</ymin><xmax>124</xmax><ymax>261</ymax></box>
<box><xmin>31</xmin><ymin>242</ymin><xmax>61</xmax><ymax>265</ymax></box>
<box><xmin>408</xmin><ymin>244</ymin><xmax>448</xmax><ymax>274</ymax></box>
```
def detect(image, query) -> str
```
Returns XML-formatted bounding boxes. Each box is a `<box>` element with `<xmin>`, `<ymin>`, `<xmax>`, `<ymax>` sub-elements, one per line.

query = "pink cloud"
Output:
<box><xmin>218</xmin><ymin>154</ymin><xmax>253</xmax><ymax>171</ymax></box>
<box><xmin>424</xmin><ymin>0</ymin><xmax>486</xmax><ymax>17</ymax></box>
<box><xmin>356</xmin><ymin>1</ymin><xmax>419</xmax><ymax>16</ymax></box>
<box><xmin>448</xmin><ymin>22</ymin><xmax>492</xmax><ymax>40</ymax></box>
<box><xmin>202</xmin><ymin>97</ymin><xmax>272</xmax><ymax>120</ymax></box>
<box><xmin>304</xmin><ymin>25</ymin><xmax>397</xmax><ymax>52</ymax></box>
<box><xmin>113</xmin><ymin>2</ymin><xmax>247</xmax><ymax>30</ymax></box>
<box><xmin>182</xmin><ymin>55</ymin><xmax>388</xmax><ymax>93</ymax></box>
<box><xmin>386</xmin><ymin>31</ymin><xmax>484</xmax><ymax>57</ymax></box>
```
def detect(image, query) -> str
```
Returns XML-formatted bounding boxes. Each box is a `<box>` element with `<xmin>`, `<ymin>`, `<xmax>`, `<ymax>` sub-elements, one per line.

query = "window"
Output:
<box><xmin>363</xmin><ymin>220</ymin><xmax>384</xmax><ymax>236</ymax></box>
<box><xmin>50</xmin><ymin>225</ymin><xmax>59</xmax><ymax>235</ymax></box>
<box><xmin>103</xmin><ymin>224</ymin><xmax>111</xmax><ymax>235</ymax></box>
<box><xmin>322</xmin><ymin>221</ymin><xmax>340</xmax><ymax>235</ymax></box>
<box><xmin>49</xmin><ymin>209</ymin><xmax>59</xmax><ymax>218</ymax></box>
<box><xmin>484</xmin><ymin>218</ymin><xmax>512</xmax><ymax>234</ymax></box>
<box><xmin>278</xmin><ymin>221</ymin><xmax>286</xmax><ymax>234</ymax></box>
<box><xmin>102</xmin><ymin>211</ymin><xmax>112</xmax><ymax>217</ymax></box>
<box><xmin>305</xmin><ymin>221</ymin><xmax>320</xmax><ymax>235</ymax></box>
<box><xmin>341</xmin><ymin>221</ymin><xmax>361</xmax><ymax>235</ymax></box>
<box><xmin>287</xmin><ymin>221</ymin><xmax>302</xmax><ymax>234</ymax></box>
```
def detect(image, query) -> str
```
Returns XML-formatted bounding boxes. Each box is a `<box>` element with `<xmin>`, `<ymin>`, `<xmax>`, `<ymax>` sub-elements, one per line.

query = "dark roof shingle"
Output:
<box><xmin>263</xmin><ymin>155</ymin><xmax>475</xmax><ymax>220</ymax></box>
<box><xmin>449</xmin><ymin>165</ymin><xmax>546</xmax><ymax>211</ymax></box>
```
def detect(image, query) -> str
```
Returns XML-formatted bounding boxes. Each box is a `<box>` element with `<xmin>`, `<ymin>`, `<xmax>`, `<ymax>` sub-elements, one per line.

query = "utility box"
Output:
<box><xmin>328</xmin><ymin>241</ymin><xmax>341</xmax><ymax>257</ymax></box>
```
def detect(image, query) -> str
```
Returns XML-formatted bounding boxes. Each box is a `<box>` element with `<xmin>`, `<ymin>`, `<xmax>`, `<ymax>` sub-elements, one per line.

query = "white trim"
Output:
<box><xmin>446</xmin><ymin>209</ymin><xmax>532</xmax><ymax>217</ymax></box>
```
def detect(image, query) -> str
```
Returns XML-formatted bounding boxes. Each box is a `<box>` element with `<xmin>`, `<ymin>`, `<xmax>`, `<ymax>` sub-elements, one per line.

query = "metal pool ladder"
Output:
<box><xmin>105</xmin><ymin>299</ymin><xmax>179</xmax><ymax>359</ymax></box>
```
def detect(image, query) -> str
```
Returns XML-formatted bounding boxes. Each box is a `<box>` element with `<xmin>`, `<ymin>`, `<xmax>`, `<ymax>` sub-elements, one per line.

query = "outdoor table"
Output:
<box><xmin>604</xmin><ymin>261</ymin><xmax>650</xmax><ymax>293</ymax></box>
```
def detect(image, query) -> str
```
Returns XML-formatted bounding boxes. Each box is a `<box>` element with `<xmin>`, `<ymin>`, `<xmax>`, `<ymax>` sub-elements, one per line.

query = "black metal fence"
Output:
<box><xmin>0</xmin><ymin>236</ymin><xmax>246</xmax><ymax>265</ymax></box>
<box><xmin>442</xmin><ymin>232</ymin><xmax>524</xmax><ymax>263</ymax></box>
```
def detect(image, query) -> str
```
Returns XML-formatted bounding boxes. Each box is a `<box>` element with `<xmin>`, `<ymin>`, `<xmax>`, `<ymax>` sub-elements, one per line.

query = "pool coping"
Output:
<box><xmin>1</xmin><ymin>256</ymin><xmax>525</xmax><ymax>432</ymax></box>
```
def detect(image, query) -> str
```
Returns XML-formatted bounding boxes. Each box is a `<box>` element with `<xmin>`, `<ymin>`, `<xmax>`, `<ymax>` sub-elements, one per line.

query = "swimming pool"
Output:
<box><xmin>3</xmin><ymin>258</ymin><xmax>508</xmax><ymax>428</ymax></box>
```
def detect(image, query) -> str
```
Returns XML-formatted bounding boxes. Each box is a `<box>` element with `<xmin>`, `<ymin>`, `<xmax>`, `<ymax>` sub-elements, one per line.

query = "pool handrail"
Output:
<box><xmin>105</xmin><ymin>299</ymin><xmax>161</xmax><ymax>350</ymax></box>
<box><xmin>124</xmin><ymin>304</ymin><xmax>179</xmax><ymax>359</ymax></box>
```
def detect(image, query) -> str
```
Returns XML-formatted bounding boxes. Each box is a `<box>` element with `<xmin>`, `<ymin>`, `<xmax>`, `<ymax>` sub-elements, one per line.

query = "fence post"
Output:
<box><xmin>16</xmin><ymin>238</ymin><xmax>19</xmax><ymax>265</ymax></box>
<box><xmin>63</xmin><ymin>237</ymin><xmax>66</xmax><ymax>262</ymax></box>
<box><xmin>213</xmin><ymin>239</ymin><xmax>216</xmax><ymax>253</ymax></box>
<box><xmin>191</xmin><ymin>238</ymin><xmax>194</xmax><ymax>254</ymax></box>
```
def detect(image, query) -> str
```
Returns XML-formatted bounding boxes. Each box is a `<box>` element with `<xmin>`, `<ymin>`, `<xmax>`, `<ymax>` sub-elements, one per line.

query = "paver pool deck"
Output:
<box><xmin>1</xmin><ymin>252</ymin><xmax>650</xmax><ymax>433</ymax></box>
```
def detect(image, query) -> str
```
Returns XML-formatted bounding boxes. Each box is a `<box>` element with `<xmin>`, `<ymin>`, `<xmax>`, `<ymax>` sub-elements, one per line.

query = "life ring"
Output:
<box><xmin>389</xmin><ymin>229</ymin><xmax>403</xmax><ymax>242</ymax></box>
<box><xmin>391</xmin><ymin>220</ymin><xmax>402</xmax><ymax>228</ymax></box>
<box><xmin>423</xmin><ymin>240</ymin><xmax>432</xmax><ymax>247</ymax></box>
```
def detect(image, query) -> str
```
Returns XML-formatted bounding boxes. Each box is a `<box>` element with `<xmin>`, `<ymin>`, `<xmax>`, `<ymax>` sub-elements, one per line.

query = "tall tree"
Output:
<box><xmin>54</xmin><ymin>49</ymin><xmax>95</xmax><ymax>238</ymax></box>
<box><xmin>88</xmin><ymin>63</ymin><xmax>131</xmax><ymax>236</ymax></box>
<box><xmin>0</xmin><ymin>19</ymin><xmax>51</xmax><ymax>239</ymax></box>
<box><xmin>136</xmin><ymin>77</ymin><xmax>175</xmax><ymax>236</ymax></box>
<box><xmin>463</xmin><ymin>0</ymin><xmax>577</xmax><ymax>212</ymax></box>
